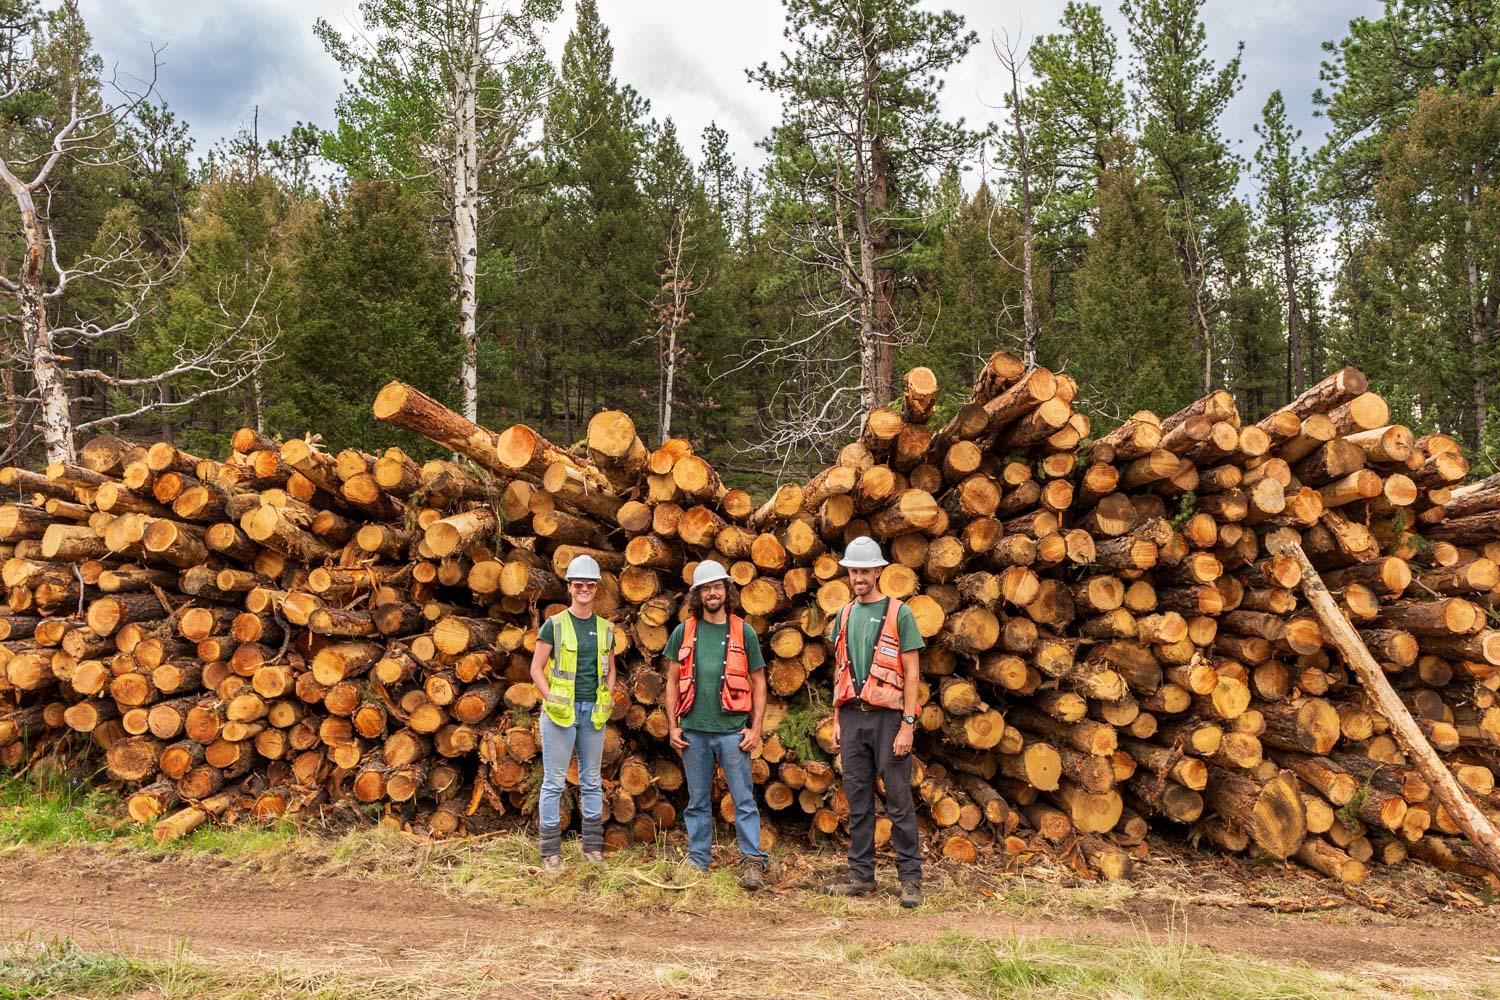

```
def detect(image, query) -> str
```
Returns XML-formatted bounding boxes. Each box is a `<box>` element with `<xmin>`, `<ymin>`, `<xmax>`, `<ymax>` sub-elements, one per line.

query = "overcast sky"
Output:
<box><xmin>83</xmin><ymin>0</ymin><xmax>1368</xmax><ymax>183</ymax></box>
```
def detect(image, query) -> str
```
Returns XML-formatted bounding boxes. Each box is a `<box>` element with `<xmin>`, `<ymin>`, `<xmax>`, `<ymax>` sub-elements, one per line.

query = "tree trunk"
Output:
<box><xmin>1461</xmin><ymin>181</ymin><xmax>1488</xmax><ymax>449</ymax></box>
<box><xmin>1281</xmin><ymin>206</ymin><xmax>1304</xmax><ymax>398</ymax></box>
<box><xmin>453</xmin><ymin>12</ymin><xmax>481</xmax><ymax>423</ymax></box>
<box><xmin>4</xmin><ymin>171</ymin><xmax>74</xmax><ymax>463</ymax></box>
<box><xmin>868</xmin><ymin>102</ymin><xmax>895</xmax><ymax>403</ymax></box>
<box><xmin>1007</xmin><ymin>50</ymin><xmax>1039</xmax><ymax>365</ymax></box>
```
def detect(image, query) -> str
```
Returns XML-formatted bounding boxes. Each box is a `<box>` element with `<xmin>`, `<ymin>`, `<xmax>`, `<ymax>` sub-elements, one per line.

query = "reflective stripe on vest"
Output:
<box><xmin>832</xmin><ymin>597</ymin><xmax>907</xmax><ymax>710</ymax></box>
<box><xmin>676</xmin><ymin>614</ymin><xmax>753</xmax><ymax>718</ymax></box>
<box><xmin>544</xmin><ymin>612</ymin><xmax>614</xmax><ymax>729</ymax></box>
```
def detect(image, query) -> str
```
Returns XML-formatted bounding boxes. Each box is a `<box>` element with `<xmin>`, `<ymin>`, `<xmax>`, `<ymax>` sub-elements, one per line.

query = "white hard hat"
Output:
<box><xmin>839</xmin><ymin>535</ymin><xmax>888</xmax><ymax>568</ymax></box>
<box><xmin>564</xmin><ymin>554</ymin><xmax>602</xmax><ymax>580</ymax></box>
<box><xmin>691</xmin><ymin>559</ymin><xmax>731</xmax><ymax>590</ymax></box>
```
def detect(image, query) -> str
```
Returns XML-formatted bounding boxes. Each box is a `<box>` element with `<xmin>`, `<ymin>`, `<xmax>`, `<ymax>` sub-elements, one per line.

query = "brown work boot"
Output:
<box><xmin>739</xmin><ymin>860</ymin><xmax>768</xmax><ymax>891</ymax></box>
<box><xmin>899</xmin><ymin>881</ymin><xmax>922</xmax><ymax>909</ymax></box>
<box><xmin>823</xmin><ymin>876</ymin><xmax>877</xmax><ymax>897</ymax></box>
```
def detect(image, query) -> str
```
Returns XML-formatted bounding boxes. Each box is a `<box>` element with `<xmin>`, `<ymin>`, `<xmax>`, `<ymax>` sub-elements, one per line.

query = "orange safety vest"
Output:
<box><xmin>676</xmin><ymin>614</ymin><xmax>754</xmax><ymax>717</ymax></box>
<box><xmin>832</xmin><ymin>597</ymin><xmax>908</xmax><ymax>710</ymax></box>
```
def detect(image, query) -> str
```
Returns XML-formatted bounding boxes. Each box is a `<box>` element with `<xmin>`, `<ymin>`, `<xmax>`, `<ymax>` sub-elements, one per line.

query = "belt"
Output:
<box><xmin>850</xmin><ymin>700</ymin><xmax>894</xmax><ymax>713</ymax></box>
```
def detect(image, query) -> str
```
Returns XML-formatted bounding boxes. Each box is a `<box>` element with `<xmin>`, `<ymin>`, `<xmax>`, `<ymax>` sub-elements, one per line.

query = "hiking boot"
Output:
<box><xmin>823</xmin><ymin>876</ymin><xmax>877</xmax><ymax>898</ymax></box>
<box><xmin>542</xmin><ymin>855</ymin><xmax>564</xmax><ymax>874</ymax></box>
<box><xmin>899</xmin><ymin>881</ymin><xmax>922</xmax><ymax>909</ymax></box>
<box><xmin>581</xmin><ymin>849</ymin><xmax>604</xmax><ymax>863</ymax></box>
<box><xmin>739</xmin><ymin>861</ymin><xmax>768</xmax><ymax>891</ymax></box>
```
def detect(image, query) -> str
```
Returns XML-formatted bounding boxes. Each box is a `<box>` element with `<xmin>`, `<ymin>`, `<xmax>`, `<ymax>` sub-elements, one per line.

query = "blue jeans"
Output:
<box><xmin>681</xmin><ymin>730</ymin><xmax>769</xmax><ymax>868</ymax></box>
<box><xmin>539</xmin><ymin>705</ymin><xmax>605</xmax><ymax>830</ymax></box>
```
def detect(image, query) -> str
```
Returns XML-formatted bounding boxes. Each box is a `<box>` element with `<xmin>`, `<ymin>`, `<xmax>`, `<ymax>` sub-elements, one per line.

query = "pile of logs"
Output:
<box><xmin>3</xmin><ymin>357</ymin><xmax>1499</xmax><ymax>887</ymax></box>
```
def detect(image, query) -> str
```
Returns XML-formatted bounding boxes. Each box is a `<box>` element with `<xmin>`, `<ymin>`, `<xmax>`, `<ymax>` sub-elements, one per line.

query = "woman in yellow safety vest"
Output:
<box><xmin>529</xmin><ymin>554</ymin><xmax>616</xmax><ymax>871</ymax></box>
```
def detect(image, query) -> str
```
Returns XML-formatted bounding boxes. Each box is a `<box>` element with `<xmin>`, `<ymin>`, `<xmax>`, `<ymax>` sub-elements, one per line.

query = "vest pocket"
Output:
<box><xmin>722</xmin><ymin>668</ymin><xmax>752</xmax><ymax>711</ymax></box>
<box><xmin>868</xmin><ymin>661</ymin><xmax>903</xmax><ymax>690</ymax></box>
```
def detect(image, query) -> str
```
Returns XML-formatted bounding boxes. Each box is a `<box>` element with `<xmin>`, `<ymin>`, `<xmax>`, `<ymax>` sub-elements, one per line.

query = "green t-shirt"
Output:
<box><xmin>828</xmin><ymin>597</ymin><xmax>925</xmax><ymax>692</ymax></box>
<box><xmin>666</xmin><ymin>617</ymin><xmax>766</xmax><ymax>734</ymax></box>
<box><xmin>538</xmin><ymin>612</ymin><xmax>605</xmax><ymax>705</ymax></box>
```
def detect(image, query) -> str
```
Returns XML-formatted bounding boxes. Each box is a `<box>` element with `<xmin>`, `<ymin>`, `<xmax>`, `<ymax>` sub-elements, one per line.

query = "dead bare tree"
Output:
<box><xmin>715</xmin><ymin>141</ymin><xmax>864</xmax><ymax>469</ymax></box>
<box><xmin>0</xmin><ymin>1</ymin><xmax>275</xmax><ymax>464</ymax></box>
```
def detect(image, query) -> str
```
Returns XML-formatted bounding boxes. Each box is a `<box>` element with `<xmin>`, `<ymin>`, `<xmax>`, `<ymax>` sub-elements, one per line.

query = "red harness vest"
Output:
<box><xmin>832</xmin><ymin>597</ymin><xmax>908</xmax><ymax>710</ymax></box>
<box><xmin>676</xmin><ymin>614</ymin><xmax>754</xmax><ymax>717</ymax></box>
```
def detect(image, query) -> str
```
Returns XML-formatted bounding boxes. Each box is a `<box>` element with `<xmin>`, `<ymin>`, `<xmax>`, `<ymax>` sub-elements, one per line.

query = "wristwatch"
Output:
<box><xmin>901</xmin><ymin>713</ymin><xmax>918</xmax><ymax>726</ymax></box>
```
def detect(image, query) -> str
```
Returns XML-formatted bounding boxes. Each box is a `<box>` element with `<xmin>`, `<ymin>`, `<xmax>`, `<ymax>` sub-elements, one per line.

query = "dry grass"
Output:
<box><xmin>4</xmin><ymin>773</ymin><xmax>1500</xmax><ymax>998</ymax></box>
<box><xmin>11</xmin><ymin>922</ymin><xmax>1491</xmax><ymax>1000</ymax></box>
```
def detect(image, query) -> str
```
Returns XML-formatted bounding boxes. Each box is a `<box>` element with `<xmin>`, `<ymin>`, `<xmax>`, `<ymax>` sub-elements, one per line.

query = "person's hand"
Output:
<box><xmin>739</xmin><ymin>727</ymin><xmax>761</xmax><ymax>753</ymax></box>
<box><xmin>535</xmin><ymin>682</ymin><xmax>550</xmax><ymax>702</ymax></box>
<box><xmin>830</xmin><ymin>715</ymin><xmax>841</xmax><ymax>752</ymax></box>
<box><xmin>669</xmin><ymin>725</ymin><xmax>689</xmax><ymax>751</ymax></box>
<box><xmin>892</xmin><ymin>721</ymin><xmax>914</xmax><ymax>758</ymax></box>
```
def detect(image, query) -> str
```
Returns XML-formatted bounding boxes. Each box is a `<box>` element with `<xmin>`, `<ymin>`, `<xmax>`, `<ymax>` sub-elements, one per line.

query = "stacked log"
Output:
<box><xmin>2</xmin><ymin>357</ymin><xmax>1498</xmax><ymax>887</ymax></box>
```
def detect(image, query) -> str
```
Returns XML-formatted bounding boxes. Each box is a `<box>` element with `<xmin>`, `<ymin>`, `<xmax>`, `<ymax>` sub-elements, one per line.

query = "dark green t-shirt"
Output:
<box><xmin>828</xmin><ymin>597</ymin><xmax>925</xmax><ymax>691</ymax></box>
<box><xmin>538</xmin><ymin>611</ymin><xmax>605</xmax><ymax>705</ymax></box>
<box><xmin>666</xmin><ymin>617</ymin><xmax>766</xmax><ymax>734</ymax></box>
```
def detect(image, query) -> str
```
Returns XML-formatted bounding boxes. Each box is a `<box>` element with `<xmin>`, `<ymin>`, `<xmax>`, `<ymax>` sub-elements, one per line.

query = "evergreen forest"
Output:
<box><xmin>3</xmin><ymin>0</ymin><xmax>1497</xmax><ymax>487</ymax></box>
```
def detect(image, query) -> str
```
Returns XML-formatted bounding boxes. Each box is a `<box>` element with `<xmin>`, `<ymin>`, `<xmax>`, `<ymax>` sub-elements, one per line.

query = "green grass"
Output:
<box><xmin>0</xmin><ymin>770</ymin><xmax>769</xmax><ymax>912</ymax></box>
<box><xmin>0</xmin><ymin>770</ymin><xmax>131</xmax><ymax>848</ymax></box>
<box><xmin>0</xmin><ymin>771</ymin><xmax>305</xmax><ymax>860</ymax></box>
<box><xmin>0</xmin><ymin>938</ymin><xmax>481</xmax><ymax>999</ymax></box>
<box><xmin>881</xmin><ymin>930</ymin><xmax>1369</xmax><ymax>1000</ymax></box>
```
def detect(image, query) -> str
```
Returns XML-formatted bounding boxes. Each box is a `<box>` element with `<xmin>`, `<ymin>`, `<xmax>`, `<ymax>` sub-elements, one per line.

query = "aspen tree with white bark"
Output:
<box><xmin>318</xmin><ymin>0</ymin><xmax>560</xmax><ymax>423</ymax></box>
<box><xmin>652</xmin><ymin>209</ymin><xmax>695</xmax><ymax>444</ymax></box>
<box><xmin>993</xmin><ymin>31</ymin><xmax>1041</xmax><ymax>365</ymax></box>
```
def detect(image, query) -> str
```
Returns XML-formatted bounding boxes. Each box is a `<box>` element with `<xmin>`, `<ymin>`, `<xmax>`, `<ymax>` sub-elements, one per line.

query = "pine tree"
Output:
<box><xmin>1253</xmin><ymin>90</ymin><xmax>1318</xmax><ymax>397</ymax></box>
<box><xmin>1072</xmin><ymin>160</ymin><xmax>1198</xmax><ymax>421</ymax></box>
<box><xmin>752</xmin><ymin>0</ymin><xmax>985</xmax><ymax>416</ymax></box>
<box><xmin>128</xmin><ymin>137</ymin><xmax>302</xmax><ymax>452</ymax></box>
<box><xmin>271</xmin><ymin>180</ymin><xmax>461</xmax><ymax>453</ymax></box>
<box><xmin>912</xmin><ymin>182</ymin><xmax>1034</xmax><ymax>423</ymax></box>
<box><xmin>1121</xmin><ymin>0</ymin><xmax>1245</xmax><ymax>393</ymax></box>
<box><xmin>1314</xmin><ymin>0</ymin><xmax>1500</xmax><ymax>217</ymax></box>
<box><xmin>535</xmin><ymin>0</ymin><xmax>657</xmax><ymax>440</ymax></box>
<box><xmin>1024</xmin><ymin>3</ymin><xmax>1127</xmax><ymax>274</ymax></box>
<box><xmin>1371</xmin><ymin>89</ymin><xmax>1500</xmax><ymax>450</ymax></box>
<box><xmin>1220</xmin><ymin>225</ymin><xmax>1286</xmax><ymax>419</ymax></box>
<box><xmin>317</xmin><ymin>0</ymin><xmax>560</xmax><ymax>421</ymax></box>
<box><xmin>117</xmin><ymin>100</ymin><xmax>194</xmax><ymax>257</ymax></box>
<box><xmin>1315</xmin><ymin>3</ymin><xmax>1500</xmax><ymax>452</ymax></box>
<box><xmin>700</xmin><ymin>121</ymin><xmax>736</xmax><ymax>224</ymax></box>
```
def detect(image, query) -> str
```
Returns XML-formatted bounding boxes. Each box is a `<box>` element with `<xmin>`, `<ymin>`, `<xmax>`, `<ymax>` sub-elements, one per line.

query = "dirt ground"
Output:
<box><xmin>1</xmin><ymin>845</ymin><xmax>1498</xmax><ymax>998</ymax></box>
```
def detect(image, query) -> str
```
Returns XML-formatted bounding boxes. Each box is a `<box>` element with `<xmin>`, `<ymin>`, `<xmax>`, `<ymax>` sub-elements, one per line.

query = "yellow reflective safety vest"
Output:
<box><xmin>542</xmin><ymin>611</ymin><xmax>614</xmax><ymax>729</ymax></box>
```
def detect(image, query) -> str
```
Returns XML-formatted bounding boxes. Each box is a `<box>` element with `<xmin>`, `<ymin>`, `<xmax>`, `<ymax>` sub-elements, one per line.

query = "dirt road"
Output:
<box><xmin>0</xmin><ymin>848</ymin><xmax>1496</xmax><ymax>998</ymax></box>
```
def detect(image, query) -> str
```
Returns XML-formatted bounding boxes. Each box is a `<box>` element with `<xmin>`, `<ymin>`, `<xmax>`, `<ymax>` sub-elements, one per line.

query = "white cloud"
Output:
<box><xmin>83</xmin><ymin>0</ymin><xmax>1363</xmax><ymax>179</ymax></box>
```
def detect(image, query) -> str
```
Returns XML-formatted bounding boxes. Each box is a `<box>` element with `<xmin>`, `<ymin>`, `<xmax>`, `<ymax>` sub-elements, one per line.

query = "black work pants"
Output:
<box><xmin>838</xmin><ymin>703</ymin><xmax>922</xmax><ymax>883</ymax></box>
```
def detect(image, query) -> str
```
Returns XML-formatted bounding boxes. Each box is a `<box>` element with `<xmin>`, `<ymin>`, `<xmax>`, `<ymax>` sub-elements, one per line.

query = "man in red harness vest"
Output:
<box><xmin>665</xmin><ymin>559</ymin><xmax>771</xmax><ymax>888</ymax></box>
<box><xmin>823</xmin><ymin>535</ymin><xmax>926</xmax><ymax>907</ymax></box>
